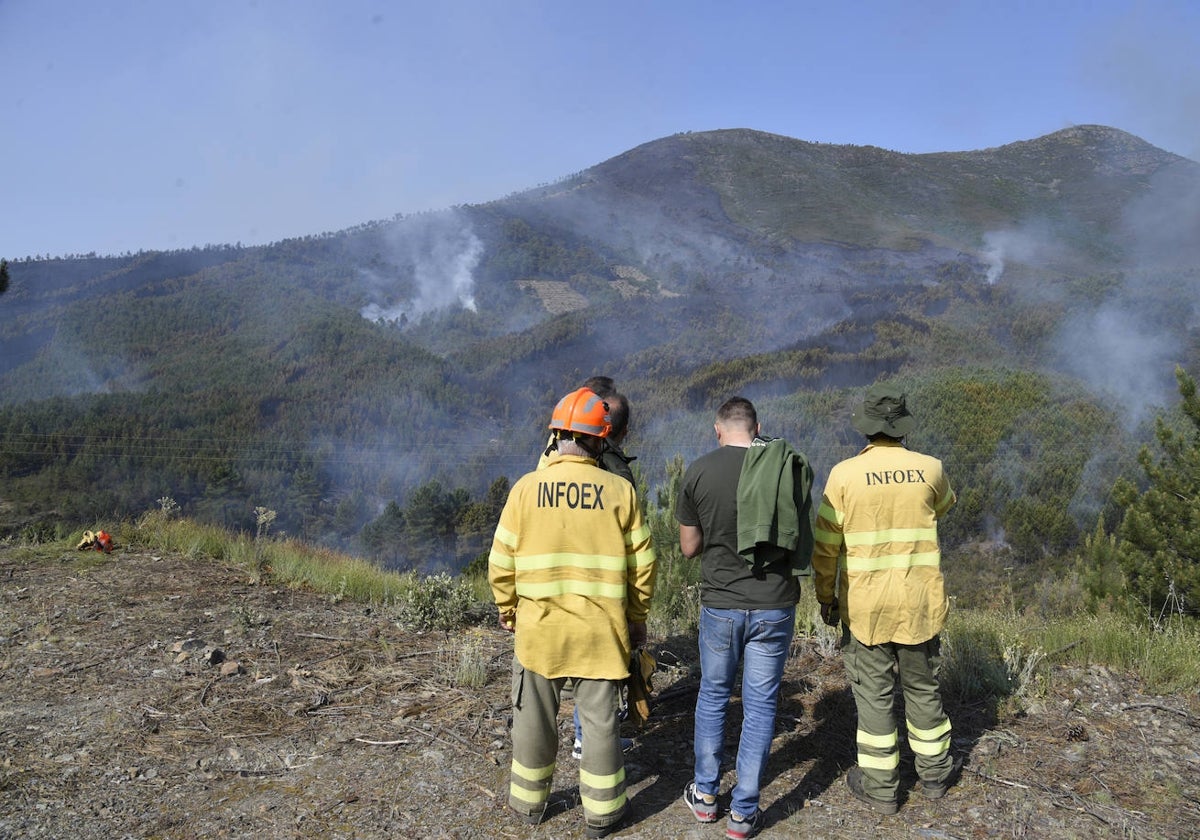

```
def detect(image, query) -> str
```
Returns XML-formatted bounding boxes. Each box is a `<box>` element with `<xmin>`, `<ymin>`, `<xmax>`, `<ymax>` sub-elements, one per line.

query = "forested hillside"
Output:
<box><xmin>1</xmin><ymin>125</ymin><xmax>1198</xmax><ymax>578</ymax></box>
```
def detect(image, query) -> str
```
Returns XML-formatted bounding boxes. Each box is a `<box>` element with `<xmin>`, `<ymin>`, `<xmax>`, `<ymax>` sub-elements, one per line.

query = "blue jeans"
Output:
<box><xmin>693</xmin><ymin>605</ymin><xmax>795</xmax><ymax>817</ymax></box>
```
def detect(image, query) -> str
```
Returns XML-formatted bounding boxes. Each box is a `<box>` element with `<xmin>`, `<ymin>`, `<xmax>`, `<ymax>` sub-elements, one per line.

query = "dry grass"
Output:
<box><xmin>6</xmin><ymin>533</ymin><xmax>1200</xmax><ymax>839</ymax></box>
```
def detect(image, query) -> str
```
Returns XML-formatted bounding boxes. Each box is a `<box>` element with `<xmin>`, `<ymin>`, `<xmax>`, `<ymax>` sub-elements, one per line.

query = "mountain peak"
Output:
<box><xmin>992</xmin><ymin>124</ymin><xmax>1181</xmax><ymax>175</ymax></box>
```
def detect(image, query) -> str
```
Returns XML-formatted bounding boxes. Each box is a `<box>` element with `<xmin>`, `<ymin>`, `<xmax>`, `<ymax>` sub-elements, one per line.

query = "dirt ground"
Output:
<box><xmin>2</xmin><ymin>541</ymin><xmax>1200</xmax><ymax>840</ymax></box>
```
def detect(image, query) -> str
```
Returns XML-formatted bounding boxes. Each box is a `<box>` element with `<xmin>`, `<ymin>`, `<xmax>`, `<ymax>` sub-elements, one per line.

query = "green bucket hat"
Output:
<box><xmin>852</xmin><ymin>383</ymin><xmax>915</xmax><ymax>437</ymax></box>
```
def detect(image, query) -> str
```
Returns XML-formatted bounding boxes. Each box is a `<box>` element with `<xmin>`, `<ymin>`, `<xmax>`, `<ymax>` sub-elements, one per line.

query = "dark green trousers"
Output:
<box><xmin>508</xmin><ymin>656</ymin><xmax>626</xmax><ymax>829</ymax></box>
<box><xmin>842</xmin><ymin>631</ymin><xmax>953</xmax><ymax>801</ymax></box>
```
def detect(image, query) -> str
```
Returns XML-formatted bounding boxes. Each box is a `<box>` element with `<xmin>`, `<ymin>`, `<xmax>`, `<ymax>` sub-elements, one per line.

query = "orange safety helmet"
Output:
<box><xmin>548</xmin><ymin>388</ymin><xmax>612</xmax><ymax>439</ymax></box>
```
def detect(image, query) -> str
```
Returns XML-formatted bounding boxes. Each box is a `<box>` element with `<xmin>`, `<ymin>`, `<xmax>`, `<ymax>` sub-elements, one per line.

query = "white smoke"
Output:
<box><xmin>1042</xmin><ymin>140</ymin><xmax>1200</xmax><ymax>427</ymax></box>
<box><xmin>981</xmin><ymin>232</ymin><xmax>1006</xmax><ymax>284</ymax></box>
<box><xmin>359</xmin><ymin>209</ymin><xmax>483</xmax><ymax>323</ymax></box>
<box><xmin>1054</xmin><ymin>303</ymin><xmax>1176</xmax><ymax>427</ymax></box>
<box><xmin>981</xmin><ymin>227</ymin><xmax>1064</xmax><ymax>284</ymax></box>
<box><xmin>1119</xmin><ymin>162</ymin><xmax>1200</xmax><ymax>268</ymax></box>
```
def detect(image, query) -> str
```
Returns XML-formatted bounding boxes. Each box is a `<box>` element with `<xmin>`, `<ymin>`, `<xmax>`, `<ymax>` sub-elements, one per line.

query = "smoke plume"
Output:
<box><xmin>359</xmin><ymin>209</ymin><xmax>483</xmax><ymax>323</ymax></box>
<box><xmin>981</xmin><ymin>226</ymin><xmax>1067</xmax><ymax>285</ymax></box>
<box><xmin>1053</xmin><ymin>300</ymin><xmax>1178</xmax><ymax>428</ymax></box>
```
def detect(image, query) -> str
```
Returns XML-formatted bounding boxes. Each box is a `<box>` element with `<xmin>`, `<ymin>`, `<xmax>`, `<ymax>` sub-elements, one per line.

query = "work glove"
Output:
<box><xmin>626</xmin><ymin>647</ymin><xmax>656</xmax><ymax>727</ymax></box>
<box><xmin>820</xmin><ymin>599</ymin><xmax>840</xmax><ymax>627</ymax></box>
<box><xmin>628</xmin><ymin>621</ymin><xmax>647</xmax><ymax>649</ymax></box>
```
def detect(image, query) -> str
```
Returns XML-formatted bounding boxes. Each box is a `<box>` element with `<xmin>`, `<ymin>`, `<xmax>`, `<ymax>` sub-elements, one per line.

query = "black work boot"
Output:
<box><xmin>920</xmin><ymin>754</ymin><xmax>964</xmax><ymax>800</ymax></box>
<box><xmin>847</xmin><ymin>766</ymin><xmax>899</xmax><ymax>815</ymax></box>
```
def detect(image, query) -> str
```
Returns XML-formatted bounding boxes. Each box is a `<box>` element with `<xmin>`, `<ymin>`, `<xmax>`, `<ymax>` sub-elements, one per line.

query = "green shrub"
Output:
<box><xmin>20</xmin><ymin>520</ymin><xmax>65</xmax><ymax>545</ymax></box>
<box><xmin>940</xmin><ymin>613</ymin><xmax>1013</xmax><ymax>707</ymax></box>
<box><xmin>645</xmin><ymin>457</ymin><xmax>703</xmax><ymax>635</ymax></box>
<box><xmin>397</xmin><ymin>572</ymin><xmax>477</xmax><ymax>631</ymax></box>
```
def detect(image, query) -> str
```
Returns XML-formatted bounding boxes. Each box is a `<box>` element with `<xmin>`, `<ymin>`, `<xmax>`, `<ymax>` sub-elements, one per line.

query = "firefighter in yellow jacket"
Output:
<box><xmin>813</xmin><ymin>383</ymin><xmax>959</xmax><ymax>815</ymax></box>
<box><xmin>489</xmin><ymin>387</ymin><xmax>656</xmax><ymax>838</ymax></box>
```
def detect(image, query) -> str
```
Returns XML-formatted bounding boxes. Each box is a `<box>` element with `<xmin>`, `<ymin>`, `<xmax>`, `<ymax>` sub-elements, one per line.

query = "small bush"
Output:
<box><xmin>446</xmin><ymin>629</ymin><xmax>490</xmax><ymax>688</ymax></box>
<box><xmin>398</xmin><ymin>573</ymin><xmax>476</xmax><ymax>631</ymax></box>
<box><xmin>647</xmin><ymin>541</ymin><xmax>702</xmax><ymax>636</ymax></box>
<box><xmin>941</xmin><ymin>613</ymin><xmax>1012</xmax><ymax>707</ymax></box>
<box><xmin>20</xmin><ymin>520</ymin><xmax>63</xmax><ymax>545</ymax></box>
<box><xmin>1001</xmin><ymin>638</ymin><xmax>1047</xmax><ymax>705</ymax></box>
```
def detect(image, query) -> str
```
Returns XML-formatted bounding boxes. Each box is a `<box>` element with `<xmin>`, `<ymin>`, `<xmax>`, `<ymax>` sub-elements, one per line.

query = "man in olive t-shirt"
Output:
<box><xmin>675</xmin><ymin>396</ymin><xmax>811</xmax><ymax>840</ymax></box>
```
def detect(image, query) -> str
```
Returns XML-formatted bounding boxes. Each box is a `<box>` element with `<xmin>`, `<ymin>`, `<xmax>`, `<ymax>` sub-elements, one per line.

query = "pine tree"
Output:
<box><xmin>360</xmin><ymin>501</ymin><xmax>407</xmax><ymax>569</ymax></box>
<box><xmin>0</xmin><ymin>259</ymin><xmax>9</xmax><ymax>295</ymax></box>
<box><xmin>1113</xmin><ymin>366</ymin><xmax>1200</xmax><ymax>624</ymax></box>
<box><xmin>456</xmin><ymin>476</ymin><xmax>510</xmax><ymax>573</ymax></box>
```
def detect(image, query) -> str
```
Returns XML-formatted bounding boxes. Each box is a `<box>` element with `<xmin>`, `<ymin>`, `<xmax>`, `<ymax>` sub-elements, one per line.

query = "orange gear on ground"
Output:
<box><xmin>548</xmin><ymin>388</ymin><xmax>612</xmax><ymax>439</ymax></box>
<box><xmin>95</xmin><ymin>531</ymin><xmax>113</xmax><ymax>553</ymax></box>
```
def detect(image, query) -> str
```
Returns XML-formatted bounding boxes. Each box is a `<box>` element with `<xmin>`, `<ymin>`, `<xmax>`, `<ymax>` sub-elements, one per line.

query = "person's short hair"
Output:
<box><xmin>608</xmin><ymin>392</ymin><xmax>630</xmax><ymax>438</ymax></box>
<box><xmin>581</xmin><ymin>376</ymin><xmax>616</xmax><ymax>398</ymax></box>
<box><xmin>555</xmin><ymin>436</ymin><xmax>591</xmax><ymax>458</ymax></box>
<box><xmin>716</xmin><ymin>396</ymin><xmax>757</xmax><ymax>433</ymax></box>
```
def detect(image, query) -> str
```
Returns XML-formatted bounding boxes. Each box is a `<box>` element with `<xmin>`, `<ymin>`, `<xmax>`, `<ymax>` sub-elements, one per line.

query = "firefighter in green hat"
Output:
<box><xmin>814</xmin><ymin>382</ymin><xmax>961</xmax><ymax>814</ymax></box>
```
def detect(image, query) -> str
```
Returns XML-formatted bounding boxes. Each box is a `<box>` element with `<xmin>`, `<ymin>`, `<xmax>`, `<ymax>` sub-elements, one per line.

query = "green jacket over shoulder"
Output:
<box><xmin>736</xmin><ymin>436</ymin><xmax>814</xmax><ymax>577</ymax></box>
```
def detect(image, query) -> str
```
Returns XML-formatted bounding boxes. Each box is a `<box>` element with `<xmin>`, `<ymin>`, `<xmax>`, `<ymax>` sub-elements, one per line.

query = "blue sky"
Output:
<box><xmin>2</xmin><ymin>0</ymin><xmax>1198</xmax><ymax>259</ymax></box>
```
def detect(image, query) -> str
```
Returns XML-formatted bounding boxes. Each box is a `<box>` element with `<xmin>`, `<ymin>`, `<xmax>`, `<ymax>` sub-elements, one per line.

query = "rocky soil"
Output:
<box><xmin>2</xmin><ymin>541</ymin><xmax>1200</xmax><ymax>839</ymax></box>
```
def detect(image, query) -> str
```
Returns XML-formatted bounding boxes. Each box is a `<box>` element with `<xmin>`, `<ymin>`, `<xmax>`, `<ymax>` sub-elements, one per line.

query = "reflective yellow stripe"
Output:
<box><xmin>494</xmin><ymin>524</ymin><xmax>518</xmax><ymax>548</ymax></box>
<box><xmin>508</xmin><ymin>782</ymin><xmax>547</xmax><ymax>801</ymax></box>
<box><xmin>907</xmin><ymin>719</ymin><xmax>951</xmax><ymax>741</ymax></box>
<box><xmin>844</xmin><ymin>551</ymin><xmax>941</xmax><ymax>572</ymax></box>
<box><xmin>934</xmin><ymin>491</ymin><xmax>956</xmax><ymax>517</ymax></box>
<box><xmin>515</xmin><ymin>553</ymin><xmax>627</xmax><ymax>572</ymax></box>
<box><xmin>856</xmin><ymin>729</ymin><xmax>898</xmax><ymax>749</ymax></box>
<box><xmin>817</xmin><ymin>501</ymin><xmax>844</xmax><ymax>525</ymax></box>
<box><xmin>516</xmin><ymin>579</ymin><xmax>628</xmax><ymax>599</ymax></box>
<box><xmin>580</xmin><ymin>765</ymin><xmax>625</xmax><ymax>789</ymax></box>
<box><xmin>625</xmin><ymin>523</ymin><xmax>650</xmax><ymax>545</ymax></box>
<box><xmin>581</xmin><ymin>789</ymin><xmax>627</xmax><ymax>815</ymax></box>
<box><xmin>858</xmin><ymin>751</ymin><xmax>900</xmax><ymax>770</ymax></box>
<box><xmin>488</xmin><ymin>549</ymin><xmax>514</xmax><ymax>570</ymax></box>
<box><xmin>510</xmin><ymin>757</ymin><xmax>555</xmax><ymax>782</ymax></box>
<box><xmin>628</xmin><ymin>548</ymin><xmax>655</xmax><ymax>567</ymax></box>
<box><xmin>844</xmin><ymin>527</ymin><xmax>938</xmax><ymax>546</ymax></box>
<box><xmin>509</xmin><ymin>783</ymin><xmax>549</xmax><ymax>804</ymax></box>
<box><xmin>813</xmin><ymin>526</ymin><xmax>842</xmax><ymax>545</ymax></box>
<box><xmin>909</xmin><ymin>735</ymin><xmax>950</xmax><ymax>756</ymax></box>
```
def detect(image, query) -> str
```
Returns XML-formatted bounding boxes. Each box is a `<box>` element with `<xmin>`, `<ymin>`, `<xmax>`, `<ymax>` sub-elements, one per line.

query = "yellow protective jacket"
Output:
<box><xmin>813</xmin><ymin>439</ymin><xmax>955</xmax><ymax>646</ymax></box>
<box><xmin>489</xmin><ymin>454</ymin><xmax>656</xmax><ymax>680</ymax></box>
